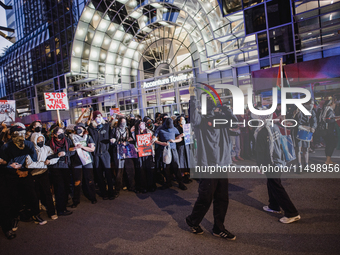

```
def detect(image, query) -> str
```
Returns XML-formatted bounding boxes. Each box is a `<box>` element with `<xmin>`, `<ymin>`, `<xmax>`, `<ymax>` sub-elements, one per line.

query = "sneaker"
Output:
<box><xmin>50</xmin><ymin>215</ymin><xmax>58</xmax><ymax>220</ymax></box>
<box><xmin>178</xmin><ymin>183</ymin><xmax>188</xmax><ymax>190</ymax></box>
<box><xmin>5</xmin><ymin>230</ymin><xmax>16</xmax><ymax>240</ymax></box>
<box><xmin>263</xmin><ymin>205</ymin><xmax>282</xmax><ymax>214</ymax></box>
<box><xmin>213</xmin><ymin>229</ymin><xmax>236</xmax><ymax>240</ymax></box>
<box><xmin>12</xmin><ymin>218</ymin><xmax>19</xmax><ymax>231</ymax></box>
<box><xmin>57</xmin><ymin>210</ymin><xmax>73</xmax><ymax>216</ymax></box>
<box><xmin>186</xmin><ymin>216</ymin><xmax>204</xmax><ymax>235</ymax></box>
<box><xmin>279</xmin><ymin>215</ymin><xmax>301</xmax><ymax>224</ymax></box>
<box><xmin>32</xmin><ymin>215</ymin><xmax>47</xmax><ymax>225</ymax></box>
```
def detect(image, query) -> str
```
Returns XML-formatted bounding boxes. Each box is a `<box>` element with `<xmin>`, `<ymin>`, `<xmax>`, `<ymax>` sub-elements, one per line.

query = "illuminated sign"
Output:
<box><xmin>143</xmin><ymin>74</ymin><xmax>188</xmax><ymax>88</ymax></box>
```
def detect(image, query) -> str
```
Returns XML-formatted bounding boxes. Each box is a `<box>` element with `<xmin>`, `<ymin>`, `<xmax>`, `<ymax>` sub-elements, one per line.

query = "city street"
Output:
<box><xmin>1</xmin><ymin>152</ymin><xmax>340</xmax><ymax>255</ymax></box>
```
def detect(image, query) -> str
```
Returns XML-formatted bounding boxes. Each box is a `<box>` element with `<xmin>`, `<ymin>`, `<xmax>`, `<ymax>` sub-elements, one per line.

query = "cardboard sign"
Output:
<box><xmin>136</xmin><ymin>133</ymin><xmax>153</xmax><ymax>157</ymax></box>
<box><xmin>0</xmin><ymin>100</ymin><xmax>16</xmax><ymax>123</ymax></box>
<box><xmin>183</xmin><ymin>123</ymin><xmax>192</xmax><ymax>145</ymax></box>
<box><xmin>44</xmin><ymin>93</ymin><xmax>69</xmax><ymax>110</ymax></box>
<box><xmin>110</xmin><ymin>108</ymin><xmax>120</xmax><ymax>116</ymax></box>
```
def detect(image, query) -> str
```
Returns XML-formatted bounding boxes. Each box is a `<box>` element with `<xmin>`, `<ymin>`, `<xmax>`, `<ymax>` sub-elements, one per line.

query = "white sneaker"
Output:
<box><xmin>279</xmin><ymin>215</ymin><xmax>301</xmax><ymax>224</ymax></box>
<box><xmin>50</xmin><ymin>215</ymin><xmax>58</xmax><ymax>220</ymax></box>
<box><xmin>263</xmin><ymin>206</ymin><xmax>281</xmax><ymax>214</ymax></box>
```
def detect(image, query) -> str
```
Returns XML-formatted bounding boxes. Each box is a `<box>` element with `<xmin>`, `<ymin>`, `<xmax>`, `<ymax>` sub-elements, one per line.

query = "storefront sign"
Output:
<box><xmin>143</xmin><ymin>74</ymin><xmax>188</xmax><ymax>88</ymax></box>
<box><xmin>0</xmin><ymin>100</ymin><xmax>16</xmax><ymax>123</ymax></box>
<box><xmin>136</xmin><ymin>133</ymin><xmax>153</xmax><ymax>157</ymax></box>
<box><xmin>110</xmin><ymin>108</ymin><xmax>120</xmax><ymax>116</ymax></box>
<box><xmin>44</xmin><ymin>93</ymin><xmax>69</xmax><ymax>110</ymax></box>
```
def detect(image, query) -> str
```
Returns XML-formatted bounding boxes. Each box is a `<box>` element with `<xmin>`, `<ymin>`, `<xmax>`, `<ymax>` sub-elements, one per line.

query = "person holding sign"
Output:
<box><xmin>111</xmin><ymin>117</ymin><xmax>136</xmax><ymax>198</ymax></box>
<box><xmin>47</xmin><ymin>127</ymin><xmax>74</xmax><ymax>216</ymax></box>
<box><xmin>132</xmin><ymin>121</ymin><xmax>156</xmax><ymax>193</ymax></box>
<box><xmin>69</xmin><ymin>123</ymin><xmax>97</xmax><ymax>207</ymax></box>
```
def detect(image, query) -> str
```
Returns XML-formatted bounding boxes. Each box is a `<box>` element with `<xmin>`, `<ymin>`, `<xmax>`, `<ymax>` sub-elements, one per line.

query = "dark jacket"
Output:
<box><xmin>1</xmin><ymin>140</ymin><xmax>37</xmax><ymax>176</ymax></box>
<box><xmin>88</xmin><ymin>123</ymin><xmax>110</xmax><ymax>155</ymax></box>
<box><xmin>47</xmin><ymin>137</ymin><xmax>75</xmax><ymax>168</ymax></box>
<box><xmin>190</xmin><ymin>95</ymin><xmax>233</xmax><ymax>166</ymax></box>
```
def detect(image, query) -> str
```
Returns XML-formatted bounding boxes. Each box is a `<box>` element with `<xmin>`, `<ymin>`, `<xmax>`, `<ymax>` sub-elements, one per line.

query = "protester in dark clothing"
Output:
<box><xmin>154</xmin><ymin>118</ymin><xmax>187</xmax><ymax>191</ymax></box>
<box><xmin>47</xmin><ymin>127</ymin><xmax>74</xmax><ymax>216</ymax></box>
<box><xmin>253</xmin><ymin>109</ymin><xmax>300</xmax><ymax>224</ymax></box>
<box><xmin>111</xmin><ymin>117</ymin><xmax>136</xmax><ymax>197</ymax></box>
<box><xmin>88</xmin><ymin>111</ymin><xmax>114</xmax><ymax>200</ymax></box>
<box><xmin>2</xmin><ymin>125</ymin><xmax>47</xmax><ymax>229</ymax></box>
<box><xmin>69</xmin><ymin>123</ymin><xmax>97</xmax><ymax>207</ymax></box>
<box><xmin>319</xmin><ymin>100</ymin><xmax>338</xmax><ymax>164</ymax></box>
<box><xmin>132</xmin><ymin>121</ymin><xmax>156</xmax><ymax>193</ymax></box>
<box><xmin>186</xmin><ymin>85</ymin><xmax>236</xmax><ymax>240</ymax></box>
<box><xmin>0</xmin><ymin>154</ymin><xmax>16</xmax><ymax>239</ymax></box>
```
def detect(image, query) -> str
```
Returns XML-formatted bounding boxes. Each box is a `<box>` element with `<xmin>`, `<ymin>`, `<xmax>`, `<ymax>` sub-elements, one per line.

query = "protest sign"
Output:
<box><xmin>136</xmin><ymin>133</ymin><xmax>153</xmax><ymax>157</ymax></box>
<box><xmin>183</xmin><ymin>123</ymin><xmax>192</xmax><ymax>145</ymax></box>
<box><xmin>0</xmin><ymin>100</ymin><xmax>16</xmax><ymax>123</ymax></box>
<box><xmin>44</xmin><ymin>93</ymin><xmax>69</xmax><ymax>110</ymax></box>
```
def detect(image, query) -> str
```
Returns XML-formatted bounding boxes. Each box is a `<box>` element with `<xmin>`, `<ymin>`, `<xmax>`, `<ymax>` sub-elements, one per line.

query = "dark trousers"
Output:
<box><xmin>115</xmin><ymin>158</ymin><xmax>135</xmax><ymax>192</ymax></box>
<box><xmin>6</xmin><ymin>174</ymin><xmax>40</xmax><ymax>218</ymax></box>
<box><xmin>324</xmin><ymin>134</ymin><xmax>338</xmax><ymax>157</ymax></box>
<box><xmin>72</xmin><ymin>164</ymin><xmax>96</xmax><ymax>204</ymax></box>
<box><xmin>163</xmin><ymin>148</ymin><xmax>183</xmax><ymax>185</ymax></box>
<box><xmin>94</xmin><ymin>152</ymin><xmax>114</xmax><ymax>197</ymax></box>
<box><xmin>136</xmin><ymin>156</ymin><xmax>156</xmax><ymax>191</ymax></box>
<box><xmin>0</xmin><ymin>174</ymin><xmax>14</xmax><ymax>233</ymax></box>
<box><xmin>266</xmin><ymin>177</ymin><xmax>299</xmax><ymax>218</ymax></box>
<box><xmin>33</xmin><ymin>171</ymin><xmax>56</xmax><ymax>217</ymax></box>
<box><xmin>50</xmin><ymin>166</ymin><xmax>71</xmax><ymax>214</ymax></box>
<box><xmin>188</xmin><ymin>179</ymin><xmax>229</xmax><ymax>232</ymax></box>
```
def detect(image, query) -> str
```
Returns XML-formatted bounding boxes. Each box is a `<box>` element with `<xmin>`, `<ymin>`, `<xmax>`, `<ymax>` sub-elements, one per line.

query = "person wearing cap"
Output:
<box><xmin>1</xmin><ymin>124</ymin><xmax>48</xmax><ymax>229</ymax></box>
<box><xmin>69</xmin><ymin>123</ymin><xmax>97</xmax><ymax>207</ymax></box>
<box><xmin>88</xmin><ymin>111</ymin><xmax>114</xmax><ymax>200</ymax></box>
<box><xmin>253</xmin><ymin>107</ymin><xmax>301</xmax><ymax>224</ymax></box>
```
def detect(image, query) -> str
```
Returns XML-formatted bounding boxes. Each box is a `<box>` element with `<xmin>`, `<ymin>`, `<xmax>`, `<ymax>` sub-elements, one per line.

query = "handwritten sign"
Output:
<box><xmin>44</xmin><ymin>93</ymin><xmax>69</xmax><ymax>110</ymax></box>
<box><xmin>0</xmin><ymin>100</ymin><xmax>16</xmax><ymax>123</ymax></box>
<box><xmin>183</xmin><ymin>123</ymin><xmax>192</xmax><ymax>145</ymax></box>
<box><xmin>110</xmin><ymin>108</ymin><xmax>120</xmax><ymax>116</ymax></box>
<box><xmin>136</xmin><ymin>133</ymin><xmax>152</xmax><ymax>157</ymax></box>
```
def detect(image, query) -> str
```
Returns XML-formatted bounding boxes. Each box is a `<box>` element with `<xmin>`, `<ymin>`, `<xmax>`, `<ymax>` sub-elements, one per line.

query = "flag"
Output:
<box><xmin>276</xmin><ymin>60</ymin><xmax>282</xmax><ymax>90</ymax></box>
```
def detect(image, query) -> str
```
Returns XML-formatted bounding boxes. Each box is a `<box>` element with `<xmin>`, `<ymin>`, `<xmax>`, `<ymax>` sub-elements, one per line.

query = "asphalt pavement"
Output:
<box><xmin>1</xmin><ymin>149</ymin><xmax>340</xmax><ymax>255</ymax></box>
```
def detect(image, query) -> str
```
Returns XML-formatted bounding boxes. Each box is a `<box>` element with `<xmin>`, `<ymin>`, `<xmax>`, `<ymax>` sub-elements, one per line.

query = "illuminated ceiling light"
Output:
<box><xmin>330</xmin><ymin>14</ymin><xmax>332</xmax><ymax>21</ymax></box>
<box><xmin>130</xmin><ymin>11</ymin><xmax>143</xmax><ymax>19</ymax></box>
<box><xmin>128</xmin><ymin>0</ymin><xmax>137</xmax><ymax>8</ymax></box>
<box><xmin>104</xmin><ymin>38</ymin><xmax>111</xmax><ymax>45</ymax></box>
<box><xmin>116</xmin><ymin>0</ymin><xmax>129</xmax><ymax>4</ymax></box>
<box><xmin>115</xmin><ymin>30</ymin><xmax>124</xmax><ymax>40</ymax></box>
<box><xmin>91</xmin><ymin>51</ymin><xmax>97</xmax><ymax>58</ymax></box>
<box><xmin>85</xmin><ymin>11</ymin><xmax>93</xmax><ymax>19</ymax></box>
<box><xmin>85</xmin><ymin>49</ymin><xmax>90</xmax><ymax>55</ymax></box>
<box><xmin>107</xmin><ymin>55</ymin><xmax>114</xmax><ymax>63</ymax></box>
<box><xmin>101</xmin><ymin>53</ymin><xmax>106</xmax><ymax>59</ymax></box>
<box><xmin>75</xmin><ymin>47</ymin><xmax>81</xmax><ymax>53</ymax></box>
<box><xmin>151</xmin><ymin>3</ymin><xmax>163</xmax><ymax>8</ymax></box>
<box><xmin>159</xmin><ymin>21</ymin><xmax>169</xmax><ymax>26</ymax></box>
<box><xmin>93</xmin><ymin>14</ymin><xmax>99</xmax><ymax>21</ymax></box>
<box><xmin>142</xmin><ymin>26</ymin><xmax>152</xmax><ymax>33</ymax></box>
<box><xmin>77</xmin><ymin>29</ymin><xmax>84</xmax><ymax>35</ymax></box>
<box><xmin>162</xmin><ymin>8</ymin><xmax>168</xmax><ymax>12</ymax></box>
<box><xmin>142</xmin><ymin>15</ymin><xmax>148</xmax><ymax>22</ymax></box>
<box><xmin>117</xmin><ymin>57</ymin><xmax>122</xmax><ymax>64</ymax></box>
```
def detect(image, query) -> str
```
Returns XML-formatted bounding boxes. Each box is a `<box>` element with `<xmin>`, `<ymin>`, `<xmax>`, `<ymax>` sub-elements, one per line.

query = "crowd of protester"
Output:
<box><xmin>0</xmin><ymin>93</ymin><xmax>339</xmax><ymax>240</ymax></box>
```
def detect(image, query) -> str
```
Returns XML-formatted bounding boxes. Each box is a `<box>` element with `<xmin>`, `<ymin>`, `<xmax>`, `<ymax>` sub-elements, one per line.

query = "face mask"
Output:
<box><xmin>120</xmin><ymin>122</ymin><xmax>127</xmax><ymax>129</ymax></box>
<box><xmin>12</xmin><ymin>131</ymin><xmax>26</xmax><ymax>149</ymax></box>
<box><xmin>37</xmin><ymin>141</ymin><xmax>44</xmax><ymax>148</ymax></box>
<box><xmin>96</xmin><ymin>117</ymin><xmax>102</xmax><ymax>124</ymax></box>
<box><xmin>181</xmin><ymin>119</ymin><xmax>186</xmax><ymax>126</ymax></box>
<box><xmin>76</xmin><ymin>129</ymin><xmax>83</xmax><ymax>135</ymax></box>
<box><xmin>34</xmin><ymin>127</ymin><xmax>42</xmax><ymax>133</ymax></box>
<box><xmin>57</xmin><ymin>133</ymin><xmax>64</xmax><ymax>140</ymax></box>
